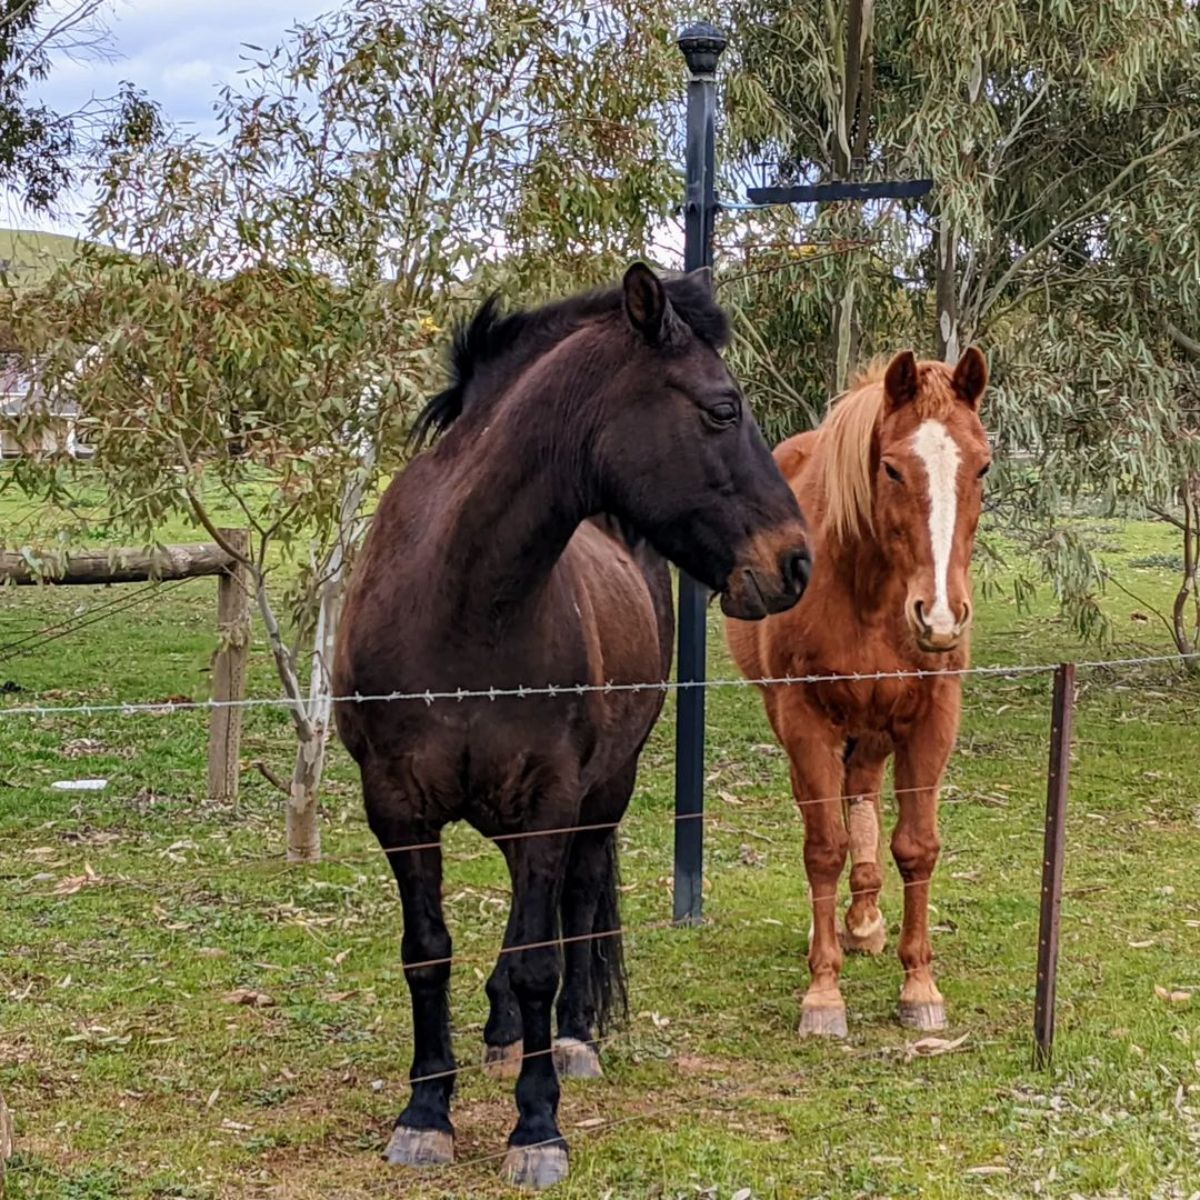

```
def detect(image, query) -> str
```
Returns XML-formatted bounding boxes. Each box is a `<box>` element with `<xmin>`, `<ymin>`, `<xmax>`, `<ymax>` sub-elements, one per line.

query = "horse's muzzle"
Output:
<box><xmin>721</xmin><ymin>547</ymin><xmax>811</xmax><ymax>620</ymax></box>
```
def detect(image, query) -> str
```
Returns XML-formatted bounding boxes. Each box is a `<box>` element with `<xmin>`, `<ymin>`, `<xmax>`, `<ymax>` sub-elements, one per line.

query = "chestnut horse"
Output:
<box><xmin>726</xmin><ymin>349</ymin><xmax>990</xmax><ymax>1038</ymax></box>
<box><xmin>334</xmin><ymin>264</ymin><xmax>809</xmax><ymax>1188</ymax></box>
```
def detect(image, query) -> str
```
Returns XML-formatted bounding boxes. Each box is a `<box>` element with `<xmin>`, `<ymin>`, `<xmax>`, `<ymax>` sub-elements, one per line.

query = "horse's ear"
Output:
<box><xmin>883</xmin><ymin>350</ymin><xmax>919</xmax><ymax>411</ymax></box>
<box><xmin>952</xmin><ymin>346</ymin><xmax>988</xmax><ymax>410</ymax></box>
<box><xmin>623</xmin><ymin>262</ymin><xmax>671</xmax><ymax>344</ymax></box>
<box><xmin>685</xmin><ymin>265</ymin><xmax>713</xmax><ymax>290</ymax></box>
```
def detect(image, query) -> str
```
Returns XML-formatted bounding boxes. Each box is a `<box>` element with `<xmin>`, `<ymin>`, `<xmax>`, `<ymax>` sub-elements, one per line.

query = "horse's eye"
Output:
<box><xmin>706</xmin><ymin>401</ymin><xmax>739</xmax><ymax>428</ymax></box>
<box><xmin>978</xmin><ymin>462</ymin><xmax>992</xmax><ymax>479</ymax></box>
<box><xmin>884</xmin><ymin>462</ymin><xmax>903</xmax><ymax>483</ymax></box>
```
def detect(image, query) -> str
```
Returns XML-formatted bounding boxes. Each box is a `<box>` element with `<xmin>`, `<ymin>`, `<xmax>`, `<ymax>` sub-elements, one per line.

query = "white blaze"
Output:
<box><xmin>912</xmin><ymin>420</ymin><xmax>961</xmax><ymax>635</ymax></box>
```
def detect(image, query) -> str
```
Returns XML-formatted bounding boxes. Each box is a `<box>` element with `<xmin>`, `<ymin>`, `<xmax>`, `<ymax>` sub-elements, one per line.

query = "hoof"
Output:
<box><xmin>799</xmin><ymin>1003</ymin><xmax>848</xmax><ymax>1039</ymax></box>
<box><xmin>841</xmin><ymin>911</ymin><xmax>887</xmax><ymax>956</ymax></box>
<box><xmin>500</xmin><ymin>1143</ymin><xmax>569</xmax><ymax>1189</ymax></box>
<box><xmin>383</xmin><ymin>1125</ymin><xmax>454</xmax><ymax>1167</ymax></box>
<box><xmin>553</xmin><ymin>1037</ymin><xmax>603</xmax><ymax>1079</ymax></box>
<box><xmin>899</xmin><ymin>1000</ymin><xmax>947</xmax><ymax>1032</ymax></box>
<box><xmin>484</xmin><ymin>1040</ymin><xmax>523</xmax><ymax>1080</ymax></box>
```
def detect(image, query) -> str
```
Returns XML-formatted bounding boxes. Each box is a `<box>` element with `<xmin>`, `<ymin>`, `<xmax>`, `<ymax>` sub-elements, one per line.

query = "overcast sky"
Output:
<box><xmin>6</xmin><ymin>0</ymin><xmax>332</xmax><ymax>237</ymax></box>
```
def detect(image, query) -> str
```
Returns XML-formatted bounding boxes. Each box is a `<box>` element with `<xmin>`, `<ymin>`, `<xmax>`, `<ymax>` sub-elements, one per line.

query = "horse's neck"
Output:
<box><xmin>823</xmin><ymin>529</ymin><xmax>906</xmax><ymax>625</ymax></box>
<box><xmin>434</xmin><ymin>404</ymin><xmax>594</xmax><ymax>636</ymax></box>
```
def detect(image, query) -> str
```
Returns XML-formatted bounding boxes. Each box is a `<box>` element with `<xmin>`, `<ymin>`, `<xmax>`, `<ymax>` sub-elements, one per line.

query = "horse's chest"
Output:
<box><xmin>811</xmin><ymin>676</ymin><xmax>923</xmax><ymax>733</ymax></box>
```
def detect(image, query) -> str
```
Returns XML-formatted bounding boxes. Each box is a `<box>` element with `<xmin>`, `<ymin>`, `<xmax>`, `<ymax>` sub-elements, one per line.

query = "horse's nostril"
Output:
<box><xmin>783</xmin><ymin>548</ymin><xmax>811</xmax><ymax>593</ymax></box>
<box><xmin>913</xmin><ymin>599</ymin><xmax>929</xmax><ymax>630</ymax></box>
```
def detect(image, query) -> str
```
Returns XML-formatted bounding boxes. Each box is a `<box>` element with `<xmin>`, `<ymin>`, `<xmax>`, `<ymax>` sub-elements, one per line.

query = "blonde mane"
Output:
<box><xmin>819</xmin><ymin>358</ymin><xmax>958</xmax><ymax>544</ymax></box>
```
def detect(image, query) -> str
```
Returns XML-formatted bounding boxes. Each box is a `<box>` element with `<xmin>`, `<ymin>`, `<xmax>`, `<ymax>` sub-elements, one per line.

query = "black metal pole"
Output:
<box><xmin>1033</xmin><ymin>662</ymin><xmax>1075</xmax><ymax>1069</ymax></box>
<box><xmin>673</xmin><ymin>22</ymin><xmax>725</xmax><ymax>926</ymax></box>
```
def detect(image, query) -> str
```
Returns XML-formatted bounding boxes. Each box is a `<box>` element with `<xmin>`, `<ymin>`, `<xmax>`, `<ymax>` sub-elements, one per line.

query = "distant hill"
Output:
<box><xmin>0</xmin><ymin>228</ymin><xmax>86</xmax><ymax>288</ymax></box>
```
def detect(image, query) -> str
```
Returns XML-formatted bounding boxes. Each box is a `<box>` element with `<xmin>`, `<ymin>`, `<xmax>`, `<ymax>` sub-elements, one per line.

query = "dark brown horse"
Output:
<box><xmin>334</xmin><ymin>264</ymin><xmax>809</xmax><ymax>1188</ymax></box>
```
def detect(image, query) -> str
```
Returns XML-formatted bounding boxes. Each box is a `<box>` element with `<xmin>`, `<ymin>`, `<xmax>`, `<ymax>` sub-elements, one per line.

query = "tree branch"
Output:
<box><xmin>1167</xmin><ymin>321</ymin><xmax>1200</xmax><ymax>361</ymax></box>
<box><xmin>979</xmin><ymin>127</ymin><xmax>1200</xmax><ymax>322</ymax></box>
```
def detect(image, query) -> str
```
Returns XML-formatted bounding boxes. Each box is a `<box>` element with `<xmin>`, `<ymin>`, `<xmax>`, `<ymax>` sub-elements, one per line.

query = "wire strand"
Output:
<box><xmin>1</xmin><ymin>650</ymin><xmax>1195</xmax><ymax>720</ymax></box>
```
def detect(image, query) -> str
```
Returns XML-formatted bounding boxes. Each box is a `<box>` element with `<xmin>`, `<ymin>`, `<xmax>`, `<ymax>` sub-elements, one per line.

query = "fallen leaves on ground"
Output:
<box><xmin>904</xmin><ymin>1033</ymin><xmax>970</xmax><ymax>1062</ymax></box>
<box><xmin>52</xmin><ymin>862</ymin><xmax>102</xmax><ymax>895</ymax></box>
<box><xmin>1154</xmin><ymin>985</ymin><xmax>1192</xmax><ymax>1004</ymax></box>
<box><xmin>222</xmin><ymin>988</ymin><xmax>276</xmax><ymax>1008</ymax></box>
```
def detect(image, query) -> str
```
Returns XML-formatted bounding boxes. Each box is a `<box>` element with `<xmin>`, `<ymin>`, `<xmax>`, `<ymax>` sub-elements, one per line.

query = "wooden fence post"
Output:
<box><xmin>208</xmin><ymin>529</ymin><xmax>251</xmax><ymax>804</ymax></box>
<box><xmin>1033</xmin><ymin>661</ymin><xmax>1076</xmax><ymax>1069</ymax></box>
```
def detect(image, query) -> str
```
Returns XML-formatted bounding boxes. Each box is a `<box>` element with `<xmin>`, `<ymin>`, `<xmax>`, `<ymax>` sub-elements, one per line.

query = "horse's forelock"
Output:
<box><xmin>820</xmin><ymin>360</ymin><xmax>963</xmax><ymax>544</ymax></box>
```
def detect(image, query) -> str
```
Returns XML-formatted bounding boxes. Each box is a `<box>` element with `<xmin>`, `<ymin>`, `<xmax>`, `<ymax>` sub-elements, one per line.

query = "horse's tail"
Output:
<box><xmin>592</xmin><ymin>830</ymin><xmax>628</xmax><ymax>1037</ymax></box>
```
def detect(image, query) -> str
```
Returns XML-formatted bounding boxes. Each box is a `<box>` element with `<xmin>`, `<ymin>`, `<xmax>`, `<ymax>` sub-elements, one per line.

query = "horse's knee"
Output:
<box><xmin>402</xmin><ymin>931</ymin><xmax>451</xmax><ymax>990</ymax></box>
<box><xmin>804</xmin><ymin>827</ymin><xmax>849</xmax><ymax>879</ymax></box>
<box><xmin>891</xmin><ymin>830</ymin><xmax>940</xmax><ymax>880</ymax></box>
<box><xmin>509</xmin><ymin>947</ymin><xmax>560</xmax><ymax>1001</ymax></box>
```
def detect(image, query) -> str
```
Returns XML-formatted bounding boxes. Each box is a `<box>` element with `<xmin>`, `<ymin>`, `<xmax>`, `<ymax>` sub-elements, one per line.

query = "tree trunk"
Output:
<box><xmin>934</xmin><ymin>219</ymin><xmax>959</xmax><ymax>362</ymax></box>
<box><xmin>287</xmin><ymin>724</ymin><xmax>327</xmax><ymax>863</ymax></box>
<box><xmin>285</xmin><ymin>571</ymin><xmax>343</xmax><ymax>863</ymax></box>
<box><xmin>1173</xmin><ymin>472</ymin><xmax>1200</xmax><ymax>673</ymax></box>
<box><xmin>833</xmin><ymin>276</ymin><xmax>858</xmax><ymax>392</ymax></box>
<box><xmin>283</xmin><ymin>446</ymin><xmax>374</xmax><ymax>863</ymax></box>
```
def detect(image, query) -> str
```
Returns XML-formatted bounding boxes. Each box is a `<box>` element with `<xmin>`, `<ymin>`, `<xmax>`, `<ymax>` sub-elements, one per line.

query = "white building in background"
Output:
<box><xmin>0</xmin><ymin>355</ymin><xmax>91</xmax><ymax>459</ymax></box>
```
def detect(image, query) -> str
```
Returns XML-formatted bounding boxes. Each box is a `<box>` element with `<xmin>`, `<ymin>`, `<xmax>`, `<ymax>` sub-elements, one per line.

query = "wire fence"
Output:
<box><xmin>1</xmin><ymin>650</ymin><xmax>1197</xmax><ymax>1188</ymax></box>
<box><xmin>0</xmin><ymin>651</ymin><xmax>1193</xmax><ymax>719</ymax></box>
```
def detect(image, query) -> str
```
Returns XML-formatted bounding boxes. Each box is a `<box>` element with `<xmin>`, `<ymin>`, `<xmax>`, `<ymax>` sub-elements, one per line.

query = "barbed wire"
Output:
<box><xmin>0</xmin><ymin>651</ymin><xmax>1195</xmax><ymax>721</ymax></box>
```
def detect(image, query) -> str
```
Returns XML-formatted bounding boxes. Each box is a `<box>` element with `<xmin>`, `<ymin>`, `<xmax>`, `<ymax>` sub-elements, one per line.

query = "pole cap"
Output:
<box><xmin>677</xmin><ymin>22</ymin><xmax>727</xmax><ymax>76</ymax></box>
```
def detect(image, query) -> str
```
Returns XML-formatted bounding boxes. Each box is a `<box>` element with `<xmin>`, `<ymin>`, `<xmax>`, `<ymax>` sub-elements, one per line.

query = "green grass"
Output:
<box><xmin>1</xmin><ymin>487</ymin><xmax>1198</xmax><ymax>1199</ymax></box>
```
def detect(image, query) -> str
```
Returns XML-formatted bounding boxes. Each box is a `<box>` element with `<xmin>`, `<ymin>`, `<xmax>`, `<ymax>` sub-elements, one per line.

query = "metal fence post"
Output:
<box><xmin>1034</xmin><ymin>661</ymin><xmax>1075</xmax><ymax>1068</ymax></box>
<box><xmin>673</xmin><ymin>22</ymin><xmax>726</xmax><ymax>926</ymax></box>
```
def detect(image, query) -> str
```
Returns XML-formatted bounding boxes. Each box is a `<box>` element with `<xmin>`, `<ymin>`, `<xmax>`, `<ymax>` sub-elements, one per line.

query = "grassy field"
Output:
<box><xmin>0</xmin><ymin>230</ymin><xmax>85</xmax><ymax>291</ymax></box>
<box><xmin>1</xmin><ymin>487</ymin><xmax>1198</xmax><ymax>1199</ymax></box>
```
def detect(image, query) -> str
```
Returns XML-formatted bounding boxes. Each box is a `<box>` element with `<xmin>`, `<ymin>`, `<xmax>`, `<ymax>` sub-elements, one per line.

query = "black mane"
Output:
<box><xmin>410</xmin><ymin>271</ymin><xmax>730</xmax><ymax>447</ymax></box>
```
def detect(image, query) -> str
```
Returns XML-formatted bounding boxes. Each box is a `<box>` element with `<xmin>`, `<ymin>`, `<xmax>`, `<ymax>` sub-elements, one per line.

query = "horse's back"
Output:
<box><xmin>774</xmin><ymin>431</ymin><xmax>818</xmax><ymax>491</ymax></box>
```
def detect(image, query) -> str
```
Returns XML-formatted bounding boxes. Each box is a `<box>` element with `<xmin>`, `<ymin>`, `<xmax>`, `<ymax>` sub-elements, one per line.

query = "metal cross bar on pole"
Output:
<box><xmin>746</xmin><ymin>179</ymin><xmax>932</xmax><ymax>205</ymax></box>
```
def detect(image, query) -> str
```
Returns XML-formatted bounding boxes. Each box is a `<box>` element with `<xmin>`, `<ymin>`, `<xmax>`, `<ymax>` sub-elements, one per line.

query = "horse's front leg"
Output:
<box><xmin>781</xmin><ymin>715</ymin><xmax>851</xmax><ymax>1038</ymax></box>
<box><xmin>892</xmin><ymin>710</ymin><xmax>957</xmax><ymax>1031</ymax></box>
<box><xmin>372</xmin><ymin>813</ymin><xmax>456</xmax><ymax>1167</ymax></box>
<box><xmin>500</xmin><ymin>823</ymin><xmax>573</xmax><ymax>1189</ymax></box>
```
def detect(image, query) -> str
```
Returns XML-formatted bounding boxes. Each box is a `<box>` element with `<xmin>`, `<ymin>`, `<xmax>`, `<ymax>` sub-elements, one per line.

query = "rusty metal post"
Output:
<box><xmin>1033</xmin><ymin>661</ymin><xmax>1076</xmax><ymax>1069</ymax></box>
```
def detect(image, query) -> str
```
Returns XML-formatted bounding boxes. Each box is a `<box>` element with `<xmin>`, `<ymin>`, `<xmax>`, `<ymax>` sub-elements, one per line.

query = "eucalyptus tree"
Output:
<box><xmin>719</xmin><ymin>0</ymin><xmax>1200</xmax><ymax>645</ymax></box>
<box><xmin>10</xmin><ymin>0</ymin><xmax>686</xmax><ymax>859</ymax></box>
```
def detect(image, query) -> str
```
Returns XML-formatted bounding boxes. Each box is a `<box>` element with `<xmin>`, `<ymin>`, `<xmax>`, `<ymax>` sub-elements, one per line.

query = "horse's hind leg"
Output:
<box><xmin>368</xmin><ymin>789</ymin><xmax>456</xmax><ymax>1167</ymax></box>
<box><xmin>483</xmin><ymin>844</ymin><xmax>524</xmax><ymax>1079</ymax></box>
<box><xmin>554</xmin><ymin>811</ymin><xmax>629</xmax><ymax>1080</ymax></box>
<box><xmin>892</xmin><ymin>725</ymin><xmax>954</xmax><ymax>1032</ymax></box>
<box><xmin>500</xmin><ymin>822</ymin><xmax>573</xmax><ymax>1189</ymax></box>
<box><xmin>842</xmin><ymin>736</ymin><xmax>890</xmax><ymax>956</ymax></box>
<box><xmin>554</xmin><ymin>764</ymin><xmax>633</xmax><ymax>1079</ymax></box>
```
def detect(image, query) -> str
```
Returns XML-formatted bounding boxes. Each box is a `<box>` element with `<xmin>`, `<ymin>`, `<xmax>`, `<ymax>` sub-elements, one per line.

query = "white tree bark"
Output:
<box><xmin>284</xmin><ymin>443</ymin><xmax>377</xmax><ymax>863</ymax></box>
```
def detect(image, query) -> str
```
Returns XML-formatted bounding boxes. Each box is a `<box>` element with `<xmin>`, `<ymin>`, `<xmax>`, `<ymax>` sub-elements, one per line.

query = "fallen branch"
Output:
<box><xmin>252</xmin><ymin>759</ymin><xmax>289</xmax><ymax>796</ymax></box>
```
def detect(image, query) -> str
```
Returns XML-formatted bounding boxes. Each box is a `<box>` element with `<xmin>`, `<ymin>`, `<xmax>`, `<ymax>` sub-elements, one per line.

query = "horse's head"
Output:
<box><xmin>874</xmin><ymin>348</ymin><xmax>991</xmax><ymax>653</ymax></box>
<box><xmin>595</xmin><ymin>263</ymin><xmax>809</xmax><ymax>620</ymax></box>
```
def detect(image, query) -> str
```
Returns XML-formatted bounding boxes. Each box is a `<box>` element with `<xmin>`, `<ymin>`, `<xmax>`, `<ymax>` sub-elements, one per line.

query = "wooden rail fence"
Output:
<box><xmin>0</xmin><ymin>528</ymin><xmax>252</xmax><ymax>803</ymax></box>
